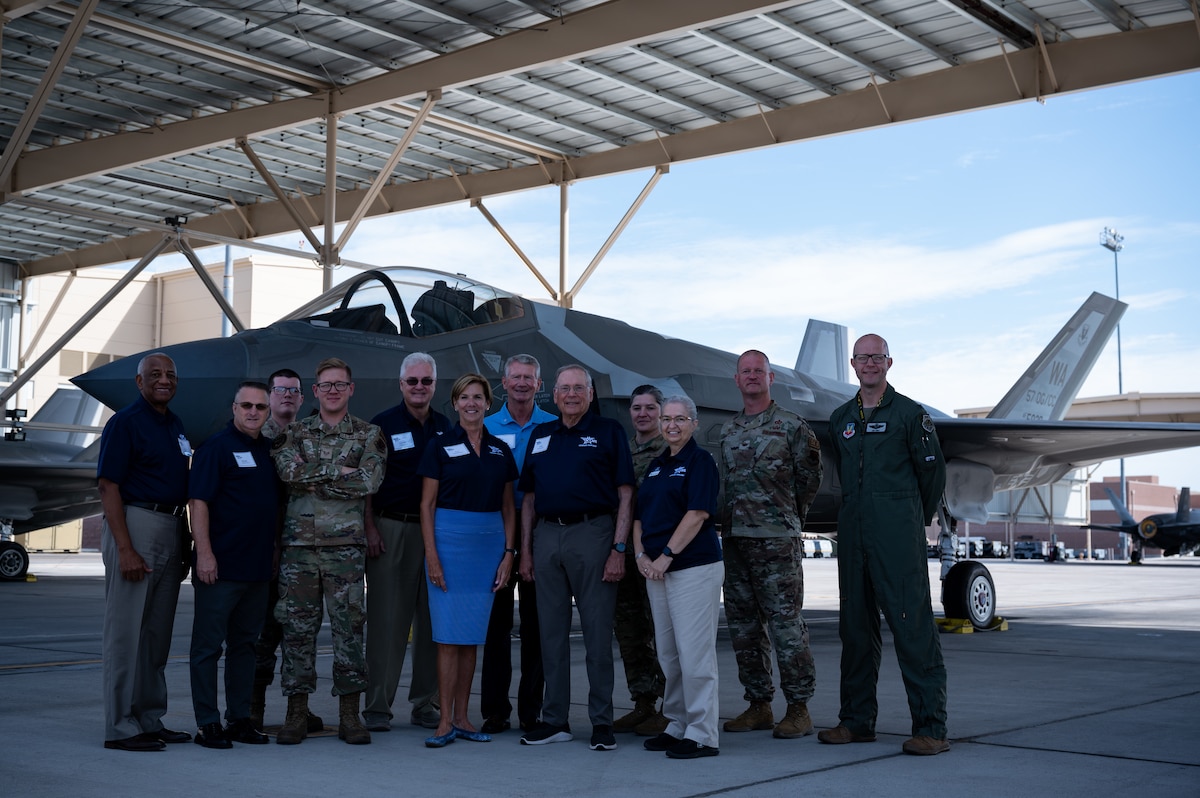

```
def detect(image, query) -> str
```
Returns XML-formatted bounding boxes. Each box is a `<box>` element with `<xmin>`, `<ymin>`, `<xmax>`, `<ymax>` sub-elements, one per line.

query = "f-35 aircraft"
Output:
<box><xmin>71</xmin><ymin>267</ymin><xmax>1200</xmax><ymax>621</ymax></box>
<box><xmin>1085</xmin><ymin>487</ymin><xmax>1200</xmax><ymax>563</ymax></box>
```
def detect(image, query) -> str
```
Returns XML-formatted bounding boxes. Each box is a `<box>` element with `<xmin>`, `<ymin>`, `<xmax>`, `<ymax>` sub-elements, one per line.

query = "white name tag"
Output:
<box><xmin>178</xmin><ymin>434</ymin><xmax>193</xmax><ymax>457</ymax></box>
<box><xmin>233</xmin><ymin>451</ymin><xmax>256</xmax><ymax>468</ymax></box>
<box><xmin>444</xmin><ymin>443</ymin><xmax>470</xmax><ymax>457</ymax></box>
<box><xmin>497</xmin><ymin>433</ymin><xmax>517</xmax><ymax>449</ymax></box>
<box><xmin>866</xmin><ymin>422</ymin><xmax>887</xmax><ymax>433</ymax></box>
<box><xmin>531</xmin><ymin>436</ymin><xmax>550</xmax><ymax>454</ymax></box>
<box><xmin>391</xmin><ymin>432</ymin><xmax>415</xmax><ymax>451</ymax></box>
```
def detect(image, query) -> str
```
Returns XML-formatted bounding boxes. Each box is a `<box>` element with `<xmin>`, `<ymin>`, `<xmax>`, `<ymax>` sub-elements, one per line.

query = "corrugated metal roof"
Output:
<box><xmin>1</xmin><ymin>0</ymin><xmax>1196</xmax><ymax>275</ymax></box>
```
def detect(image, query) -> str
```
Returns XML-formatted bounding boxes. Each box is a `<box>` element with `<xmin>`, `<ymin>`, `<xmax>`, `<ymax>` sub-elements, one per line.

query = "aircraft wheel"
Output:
<box><xmin>0</xmin><ymin>540</ymin><xmax>30</xmax><ymax>581</ymax></box>
<box><xmin>942</xmin><ymin>560</ymin><xmax>995</xmax><ymax>630</ymax></box>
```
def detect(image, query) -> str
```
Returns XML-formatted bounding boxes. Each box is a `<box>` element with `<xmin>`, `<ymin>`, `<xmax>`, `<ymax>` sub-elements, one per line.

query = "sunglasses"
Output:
<box><xmin>404</xmin><ymin>377</ymin><xmax>435</xmax><ymax>386</ymax></box>
<box><xmin>237</xmin><ymin>402</ymin><xmax>269</xmax><ymax>411</ymax></box>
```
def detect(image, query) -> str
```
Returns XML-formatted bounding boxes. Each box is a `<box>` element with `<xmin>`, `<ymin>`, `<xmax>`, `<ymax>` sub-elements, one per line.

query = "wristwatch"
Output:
<box><xmin>661</xmin><ymin>545</ymin><xmax>676</xmax><ymax>558</ymax></box>
<box><xmin>504</xmin><ymin>548</ymin><xmax>518</xmax><ymax>556</ymax></box>
<box><xmin>612</xmin><ymin>542</ymin><xmax>627</xmax><ymax>553</ymax></box>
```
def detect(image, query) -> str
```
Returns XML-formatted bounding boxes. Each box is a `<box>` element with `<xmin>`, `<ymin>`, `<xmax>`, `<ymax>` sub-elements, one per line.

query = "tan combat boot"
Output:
<box><xmin>338</xmin><ymin>692</ymin><xmax>372</xmax><ymax>745</ymax></box>
<box><xmin>276</xmin><ymin>693</ymin><xmax>309</xmax><ymax>745</ymax></box>
<box><xmin>723</xmin><ymin>700</ymin><xmax>774</xmax><ymax>732</ymax></box>
<box><xmin>613</xmin><ymin>697</ymin><xmax>657</xmax><ymax>733</ymax></box>
<box><xmin>773</xmin><ymin>702</ymin><xmax>814</xmax><ymax>739</ymax></box>
<box><xmin>634</xmin><ymin>708</ymin><xmax>670</xmax><ymax>736</ymax></box>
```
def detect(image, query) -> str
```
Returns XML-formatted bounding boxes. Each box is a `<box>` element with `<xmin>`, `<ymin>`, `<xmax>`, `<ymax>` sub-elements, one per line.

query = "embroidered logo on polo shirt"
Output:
<box><xmin>670</xmin><ymin>466</ymin><xmax>687</xmax><ymax>478</ymax></box>
<box><xmin>647</xmin><ymin>467</ymin><xmax>661</xmax><ymax>477</ymax></box>
<box><xmin>579</xmin><ymin>436</ymin><xmax>598</xmax><ymax>448</ymax></box>
<box><xmin>488</xmin><ymin>445</ymin><xmax>504</xmax><ymax>456</ymax></box>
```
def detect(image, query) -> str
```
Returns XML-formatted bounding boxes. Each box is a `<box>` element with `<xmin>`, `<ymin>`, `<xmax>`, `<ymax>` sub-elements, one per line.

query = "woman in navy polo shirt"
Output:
<box><xmin>633</xmin><ymin>394</ymin><xmax>724</xmax><ymax>760</ymax></box>
<box><xmin>418</xmin><ymin>373</ymin><xmax>518</xmax><ymax>748</ymax></box>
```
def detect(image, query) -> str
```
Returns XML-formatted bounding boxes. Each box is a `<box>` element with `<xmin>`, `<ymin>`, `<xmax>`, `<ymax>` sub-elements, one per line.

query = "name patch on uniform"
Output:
<box><xmin>497</xmin><ymin>433</ymin><xmax>517</xmax><ymax>450</ymax></box>
<box><xmin>866</xmin><ymin>422</ymin><xmax>887</xmax><ymax>433</ymax></box>
<box><xmin>178</xmin><ymin>434</ymin><xmax>193</xmax><ymax>456</ymax></box>
<box><xmin>233</xmin><ymin>451</ymin><xmax>256</xmax><ymax>468</ymax></box>
<box><xmin>842</xmin><ymin>423</ymin><xmax>856</xmax><ymax>439</ymax></box>
<box><xmin>531</xmin><ymin>436</ymin><xmax>550</xmax><ymax>454</ymax></box>
<box><xmin>391</xmin><ymin>432</ymin><xmax>415</xmax><ymax>451</ymax></box>
<box><xmin>443</xmin><ymin>443</ymin><xmax>470</xmax><ymax>457</ymax></box>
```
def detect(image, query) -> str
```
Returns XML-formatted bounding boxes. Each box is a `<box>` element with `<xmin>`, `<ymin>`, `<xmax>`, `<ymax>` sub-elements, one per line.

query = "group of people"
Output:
<box><xmin>98</xmin><ymin>334</ymin><xmax>952</xmax><ymax>760</ymax></box>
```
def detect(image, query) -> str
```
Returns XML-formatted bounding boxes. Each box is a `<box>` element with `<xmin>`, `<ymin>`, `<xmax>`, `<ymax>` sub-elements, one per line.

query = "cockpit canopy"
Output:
<box><xmin>281</xmin><ymin>267</ymin><xmax>525</xmax><ymax>338</ymax></box>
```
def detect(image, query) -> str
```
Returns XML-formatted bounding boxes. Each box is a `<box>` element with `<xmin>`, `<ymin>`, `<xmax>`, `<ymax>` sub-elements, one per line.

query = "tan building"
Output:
<box><xmin>2</xmin><ymin>254</ymin><xmax>326</xmax><ymax>551</ymax></box>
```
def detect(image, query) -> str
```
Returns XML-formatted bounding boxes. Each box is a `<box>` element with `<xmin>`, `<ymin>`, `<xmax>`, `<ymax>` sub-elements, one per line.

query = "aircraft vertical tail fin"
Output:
<box><xmin>795</xmin><ymin>319</ymin><xmax>848</xmax><ymax>384</ymax></box>
<box><xmin>1104</xmin><ymin>486</ymin><xmax>1138</xmax><ymax>528</ymax></box>
<box><xmin>1175</xmin><ymin>487</ymin><xmax>1191</xmax><ymax>524</ymax></box>
<box><xmin>986</xmin><ymin>292</ymin><xmax>1126</xmax><ymax>421</ymax></box>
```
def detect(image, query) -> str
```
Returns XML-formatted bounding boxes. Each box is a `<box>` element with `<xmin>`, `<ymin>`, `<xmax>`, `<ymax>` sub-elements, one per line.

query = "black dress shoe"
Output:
<box><xmin>481</xmin><ymin>716</ymin><xmax>511</xmax><ymax>734</ymax></box>
<box><xmin>153</xmin><ymin>727</ymin><xmax>193</xmax><ymax>744</ymax></box>
<box><xmin>225</xmin><ymin>718</ymin><xmax>270</xmax><ymax>745</ymax></box>
<box><xmin>194</xmin><ymin>722</ymin><xmax>232</xmax><ymax>750</ymax></box>
<box><xmin>104</xmin><ymin>735</ymin><xmax>165</xmax><ymax>752</ymax></box>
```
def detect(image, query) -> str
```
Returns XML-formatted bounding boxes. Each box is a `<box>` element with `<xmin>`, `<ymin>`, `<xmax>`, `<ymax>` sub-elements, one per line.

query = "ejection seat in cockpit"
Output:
<box><xmin>411</xmin><ymin>280</ymin><xmax>476</xmax><ymax>336</ymax></box>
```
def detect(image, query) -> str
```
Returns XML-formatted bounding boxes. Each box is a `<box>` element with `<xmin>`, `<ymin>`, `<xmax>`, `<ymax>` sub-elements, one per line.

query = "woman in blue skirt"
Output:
<box><xmin>418</xmin><ymin>373</ymin><xmax>518</xmax><ymax>748</ymax></box>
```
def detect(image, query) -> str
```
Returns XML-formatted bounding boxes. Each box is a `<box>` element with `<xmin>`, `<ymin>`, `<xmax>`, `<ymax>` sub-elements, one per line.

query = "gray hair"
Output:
<box><xmin>661</xmin><ymin>394</ymin><xmax>697</xmax><ymax>421</ymax></box>
<box><xmin>400</xmin><ymin>352</ymin><xmax>437</xmax><ymax>380</ymax></box>
<box><xmin>554</xmin><ymin>363</ymin><xmax>593</xmax><ymax>390</ymax></box>
<box><xmin>137</xmin><ymin>352</ymin><xmax>177</xmax><ymax>378</ymax></box>
<box><xmin>504</xmin><ymin>353</ymin><xmax>541</xmax><ymax>380</ymax></box>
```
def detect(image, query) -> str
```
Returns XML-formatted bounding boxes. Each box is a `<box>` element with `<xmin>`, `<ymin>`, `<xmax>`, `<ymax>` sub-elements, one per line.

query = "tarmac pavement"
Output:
<box><xmin>2</xmin><ymin>553</ymin><xmax>1198</xmax><ymax>797</ymax></box>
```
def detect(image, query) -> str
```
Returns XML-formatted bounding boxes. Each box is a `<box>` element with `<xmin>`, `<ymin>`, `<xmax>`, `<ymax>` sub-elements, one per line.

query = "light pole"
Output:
<box><xmin>1099</xmin><ymin>226</ymin><xmax>1126</xmax><ymax>557</ymax></box>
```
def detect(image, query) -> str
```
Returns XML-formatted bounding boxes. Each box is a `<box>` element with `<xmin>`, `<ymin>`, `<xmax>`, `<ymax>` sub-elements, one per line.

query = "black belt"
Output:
<box><xmin>540</xmin><ymin>510</ymin><xmax>613</xmax><ymax>526</ymax></box>
<box><xmin>378</xmin><ymin>509</ymin><xmax>421</xmax><ymax>524</ymax></box>
<box><xmin>126</xmin><ymin>501</ymin><xmax>187</xmax><ymax>518</ymax></box>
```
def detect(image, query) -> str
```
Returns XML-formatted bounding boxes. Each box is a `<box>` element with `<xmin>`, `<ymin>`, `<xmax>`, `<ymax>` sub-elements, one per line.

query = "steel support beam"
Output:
<box><xmin>0</xmin><ymin>234</ymin><xmax>173</xmax><ymax>406</ymax></box>
<box><xmin>175</xmin><ymin>237</ymin><xmax>246</xmax><ymax>334</ymax></box>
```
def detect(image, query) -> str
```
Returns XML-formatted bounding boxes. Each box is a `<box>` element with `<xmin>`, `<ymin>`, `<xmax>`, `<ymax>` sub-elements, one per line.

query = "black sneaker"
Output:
<box><xmin>520</xmin><ymin>723</ymin><xmax>573</xmax><ymax>745</ymax></box>
<box><xmin>589</xmin><ymin>724</ymin><xmax>617</xmax><ymax>751</ymax></box>
<box><xmin>666</xmin><ymin>738</ymin><xmax>719</xmax><ymax>759</ymax></box>
<box><xmin>643</xmin><ymin>732</ymin><xmax>683</xmax><ymax>752</ymax></box>
<box><xmin>481</xmin><ymin>716</ymin><xmax>511</xmax><ymax>734</ymax></box>
<box><xmin>193</xmin><ymin>722</ymin><xmax>232</xmax><ymax>750</ymax></box>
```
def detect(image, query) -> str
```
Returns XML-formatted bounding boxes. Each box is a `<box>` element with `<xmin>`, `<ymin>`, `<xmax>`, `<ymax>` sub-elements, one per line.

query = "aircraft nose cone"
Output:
<box><xmin>72</xmin><ymin>336</ymin><xmax>252</xmax><ymax>442</ymax></box>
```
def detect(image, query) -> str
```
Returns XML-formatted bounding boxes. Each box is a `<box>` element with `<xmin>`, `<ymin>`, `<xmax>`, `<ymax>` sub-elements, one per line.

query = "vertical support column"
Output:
<box><xmin>323</xmin><ymin>112</ymin><xmax>339</xmax><ymax>292</ymax></box>
<box><xmin>558</xmin><ymin>181</ymin><xmax>570</xmax><ymax>308</ymax></box>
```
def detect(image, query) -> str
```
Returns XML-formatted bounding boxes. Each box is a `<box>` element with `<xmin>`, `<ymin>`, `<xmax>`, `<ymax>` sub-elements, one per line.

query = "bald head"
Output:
<box><xmin>851</xmin><ymin>334</ymin><xmax>892</xmax><ymax>398</ymax></box>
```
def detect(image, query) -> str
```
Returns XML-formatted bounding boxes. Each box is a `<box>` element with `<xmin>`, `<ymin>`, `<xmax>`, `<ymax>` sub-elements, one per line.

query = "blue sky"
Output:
<box><xmin>150</xmin><ymin>70</ymin><xmax>1200</xmax><ymax>489</ymax></box>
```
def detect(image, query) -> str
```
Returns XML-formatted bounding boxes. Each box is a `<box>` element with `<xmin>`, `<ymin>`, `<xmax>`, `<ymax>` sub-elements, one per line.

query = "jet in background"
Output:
<box><xmin>1084</xmin><ymin>487</ymin><xmax>1200</xmax><ymax>563</ymax></box>
<box><xmin>71</xmin><ymin>267</ymin><xmax>1200</xmax><ymax>621</ymax></box>
<box><xmin>0</xmin><ymin>389</ymin><xmax>103</xmax><ymax>580</ymax></box>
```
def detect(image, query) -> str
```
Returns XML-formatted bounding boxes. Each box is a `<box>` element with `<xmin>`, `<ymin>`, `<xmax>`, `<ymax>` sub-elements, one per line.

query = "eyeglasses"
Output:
<box><xmin>237</xmin><ymin>402</ymin><xmax>269</xmax><ymax>411</ymax></box>
<box><xmin>661</xmin><ymin>416</ymin><xmax>693</xmax><ymax>426</ymax></box>
<box><xmin>403</xmin><ymin>377</ymin><xmax>434</xmax><ymax>386</ymax></box>
<box><xmin>852</xmin><ymin>354</ymin><xmax>889</xmax><ymax>364</ymax></box>
<box><xmin>270</xmin><ymin>386</ymin><xmax>301</xmax><ymax>395</ymax></box>
<box><xmin>555</xmin><ymin>384</ymin><xmax>588</xmax><ymax>395</ymax></box>
<box><xmin>315</xmin><ymin>381</ymin><xmax>351</xmax><ymax>393</ymax></box>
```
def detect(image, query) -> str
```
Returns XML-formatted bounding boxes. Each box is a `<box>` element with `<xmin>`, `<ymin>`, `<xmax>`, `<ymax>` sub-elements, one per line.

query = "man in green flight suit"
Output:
<box><xmin>822</xmin><ymin>334</ymin><xmax>949</xmax><ymax>756</ymax></box>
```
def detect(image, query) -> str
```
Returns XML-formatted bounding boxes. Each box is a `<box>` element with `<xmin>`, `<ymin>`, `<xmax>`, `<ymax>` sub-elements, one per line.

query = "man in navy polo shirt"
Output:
<box><xmin>98</xmin><ymin>352</ymin><xmax>193</xmax><ymax>752</ymax></box>
<box><xmin>187</xmin><ymin>381</ymin><xmax>279</xmax><ymax>749</ymax></box>
<box><xmin>362</xmin><ymin>352</ymin><xmax>450</xmax><ymax>732</ymax></box>
<box><xmin>517</xmin><ymin>364</ymin><xmax>635</xmax><ymax>752</ymax></box>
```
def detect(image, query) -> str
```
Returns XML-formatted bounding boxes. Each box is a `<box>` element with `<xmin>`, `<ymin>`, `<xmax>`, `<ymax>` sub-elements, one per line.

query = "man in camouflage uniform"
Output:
<box><xmin>271</xmin><ymin>358</ymin><xmax>386</xmax><ymax>746</ymax></box>
<box><xmin>613</xmin><ymin>385</ymin><xmax>667</xmax><ymax>735</ymax></box>
<box><xmin>250</xmin><ymin>368</ymin><xmax>324</xmax><ymax>733</ymax></box>
<box><xmin>720</xmin><ymin>350</ymin><xmax>822</xmax><ymax>740</ymax></box>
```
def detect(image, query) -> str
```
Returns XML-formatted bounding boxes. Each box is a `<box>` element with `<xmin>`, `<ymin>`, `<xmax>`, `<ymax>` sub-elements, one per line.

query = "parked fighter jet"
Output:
<box><xmin>72</xmin><ymin>267</ymin><xmax>1200</xmax><ymax>619</ymax></box>
<box><xmin>0</xmin><ymin>389</ymin><xmax>103</xmax><ymax>580</ymax></box>
<box><xmin>1084</xmin><ymin>487</ymin><xmax>1200</xmax><ymax>563</ymax></box>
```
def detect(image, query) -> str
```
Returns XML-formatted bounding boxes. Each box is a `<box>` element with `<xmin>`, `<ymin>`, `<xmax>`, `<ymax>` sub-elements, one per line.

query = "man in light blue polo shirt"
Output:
<box><xmin>479</xmin><ymin>354</ymin><xmax>557</xmax><ymax>734</ymax></box>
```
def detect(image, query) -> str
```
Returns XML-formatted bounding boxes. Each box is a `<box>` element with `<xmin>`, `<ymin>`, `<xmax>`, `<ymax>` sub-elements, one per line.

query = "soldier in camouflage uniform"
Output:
<box><xmin>612</xmin><ymin>385</ymin><xmax>667</xmax><ymax>735</ymax></box>
<box><xmin>719</xmin><ymin>350</ymin><xmax>822</xmax><ymax>740</ymax></box>
<box><xmin>271</xmin><ymin>358</ymin><xmax>386</xmax><ymax>746</ymax></box>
